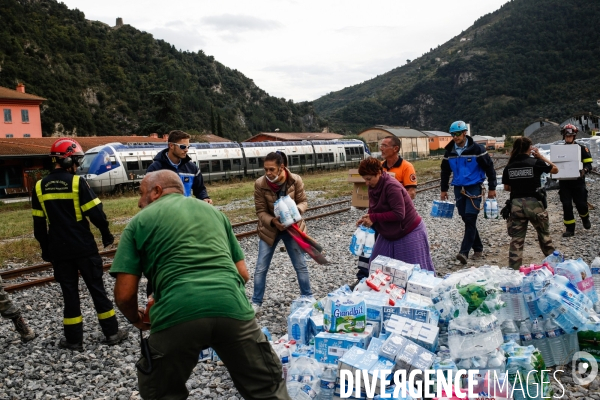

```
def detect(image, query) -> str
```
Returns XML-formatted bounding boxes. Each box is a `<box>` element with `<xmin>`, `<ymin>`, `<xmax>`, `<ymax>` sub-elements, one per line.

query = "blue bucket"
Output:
<box><xmin>179</xmin><ymin>173</ymin><xmax>194</xmax><ymax>197</ymax></box>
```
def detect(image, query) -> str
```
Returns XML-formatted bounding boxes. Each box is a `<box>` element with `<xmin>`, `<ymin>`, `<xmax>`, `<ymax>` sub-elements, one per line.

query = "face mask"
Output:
<box><xmin>265</xmin><ymin>170</ymin><xmax>281</xmax><ymax>183</ymax></box>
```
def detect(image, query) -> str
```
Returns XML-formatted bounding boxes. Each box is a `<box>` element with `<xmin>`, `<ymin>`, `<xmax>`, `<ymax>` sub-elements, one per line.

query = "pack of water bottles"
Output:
<box><xmin>430</xmin><ymin>200</ymin><xmax>455</xmax><ymax>218</ymax></box>
<box><xmin>349</xmin><ymin>225</ymin><xmax>376</xmax><ymax>258</ymax></box>
<box><xmin>484</xmin><ymin>198</ymin><xmax>499</xmax><ymax>219</ymax></box>
<box><xmin>274</xmin><ymin>195</ymin><xmax>303</xmax><ymax>227</ymax></box>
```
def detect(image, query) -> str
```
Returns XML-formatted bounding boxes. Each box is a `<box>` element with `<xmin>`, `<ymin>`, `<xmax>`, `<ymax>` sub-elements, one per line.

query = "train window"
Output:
<box><xmin>300</xmin><ymin>155</ymin><xmax>306</xmax><ymax>164</ymax></box>
<box><xmin>140</xmin><ymin>159</ymin><xmax>153</xmax><ymax>170</ymax></box>
<box><xmin>291</xmin><ymin>155</ymin><xmax>299</xmax><ymax>166</ymax></box>
<box><xmin>351</xmin><ymin>148</ymin><xmax>356</xmax><ymax>155</ymax></box>
<box><xmin>359</xmin><ymin>147</ymin><xmax>364</xmax><ymax>155</ymax></box>
<box><xmin>233</xmin><ymin>159</ymin><xmax>241</xmax><ymax>167</ymax></box>
<box><xmin>125</xmin><ymin>160</ymin><xmax>140</xmax><ymax>171</ymax></box>
<box><xmin>249</xmin><ymin>158</ymin><xmax>257</xmax><ymax>164</ymax></box>
<box><xmin>317</xmin><ymin>154</ymin><xmax>323</xmax><ymax>160</ymax></box>
<box><xmin>199</xmin><ymin>161</ymin><xmax>209</xmax><ymax>173</ymax></box>
<box><xmin>306</xmin><ymin>154</ymin><xmax>313</xmax><ymax>162</ymax></box>
<box><xmin>258</xmin><ymin>158</ymin><xmax>264</xmax><ymax>168</ymax></box>
<box><xmin>223</xmin><ymin>160</ymin><xmax>232</xmax><ymax>171</ymax></box>
<box><xmin>211</xmin><ymin>160</ymin><xmax>222</xmax><ymax>172</ymax></box>
<box><xmin>110</xmin><ymin>156</ymin><xmax>117</xmax><ymax>165</ymax></box>
<box><xmin>345</xmin><ymin>148</ymin><xmax>351</xmax><ymax>156</ymax></box>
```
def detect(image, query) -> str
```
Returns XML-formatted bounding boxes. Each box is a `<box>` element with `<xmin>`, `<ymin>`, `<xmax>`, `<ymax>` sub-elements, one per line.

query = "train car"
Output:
<box><xmin>77</xmin><ymin>139</ymin><xmax>368</xmax><ymax>194</ymax></box>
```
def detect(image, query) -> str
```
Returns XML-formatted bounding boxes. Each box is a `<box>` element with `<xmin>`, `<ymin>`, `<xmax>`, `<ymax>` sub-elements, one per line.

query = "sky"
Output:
<box><xmin>60</xmin><ymin>0</ymin><xmax>509</xmax><ymax>102</ymax></box>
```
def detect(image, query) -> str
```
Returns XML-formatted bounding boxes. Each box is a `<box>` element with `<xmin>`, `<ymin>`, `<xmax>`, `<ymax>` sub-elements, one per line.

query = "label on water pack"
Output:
<box><xmin>546</xmin><ymin>328</ymin><xmax>563</xmax><ymax>338</ymax></box>
<box><xmin>520</xmin><ymin>333</ymin><xmax>532</xmax><ymax>342</ymax></box>
<box><xmin>532</xmin><ymin>332</ymin><xmax>545</xmax><ymax>340</ymax></box>
<box><xmin>503</xmin><ymin>333</ymin><xmax>520</xmax><ymax>343</ymax></box>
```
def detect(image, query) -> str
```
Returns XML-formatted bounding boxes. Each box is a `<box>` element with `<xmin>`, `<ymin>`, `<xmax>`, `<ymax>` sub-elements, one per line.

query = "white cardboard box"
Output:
<box><xmin>551</xmin><ymin>144</ymin><xmax>582</xmax><ymax>180</ymax></box>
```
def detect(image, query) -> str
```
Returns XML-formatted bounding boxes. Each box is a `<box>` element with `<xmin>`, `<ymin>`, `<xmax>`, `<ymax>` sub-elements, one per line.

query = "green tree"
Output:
<box><xmin>217</xmin><ymin>113</ymin><xmax>223</xmax><ymax>137</ymax></box>
<box><xmin>210</xmin><ymin>105</ymin><xmax>216</xmax><ymax>134</ymax></box>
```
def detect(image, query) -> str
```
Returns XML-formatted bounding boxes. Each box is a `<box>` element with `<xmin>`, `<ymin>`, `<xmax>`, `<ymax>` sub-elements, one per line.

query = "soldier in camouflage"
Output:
<box><xmin>502</xmin><ymin>137</ymin><xmax>559</xmax><ymax>269</ymax></box>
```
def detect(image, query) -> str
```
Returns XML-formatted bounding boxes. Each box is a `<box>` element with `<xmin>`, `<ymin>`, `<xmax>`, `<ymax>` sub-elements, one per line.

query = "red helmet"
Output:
<box><xmin>561</xmin><ymin>124</ymin><xmax>578</xmax><ymax>136</ymax></box>
<box><xmin>50</xmin><ymin>138</ymin><xmax>84</xmax><ymax>167</ymax></box>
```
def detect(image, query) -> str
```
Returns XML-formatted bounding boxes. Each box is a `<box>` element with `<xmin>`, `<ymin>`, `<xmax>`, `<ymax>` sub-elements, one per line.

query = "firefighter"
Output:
<box><xmin>558</xmin><ymin>124</ymin><xmax>594</xmax><ymax>237</ymax></box>
<box><xmin>32</xmin><ymin>139</ymin><xmax>128</xmax><ymax>351</ymax></box>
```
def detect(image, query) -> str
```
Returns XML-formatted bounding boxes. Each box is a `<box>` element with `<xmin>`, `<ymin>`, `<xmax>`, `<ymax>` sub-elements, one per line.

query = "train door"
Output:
<box><xmin>337</xmin><ymin>145</ymin><xmax>345</xmax><ymax>168</ymax></box>
<box><xmin>124</xmin><ymin>157</ymin><xmax>144</xmax><ymax>186</ymax></box>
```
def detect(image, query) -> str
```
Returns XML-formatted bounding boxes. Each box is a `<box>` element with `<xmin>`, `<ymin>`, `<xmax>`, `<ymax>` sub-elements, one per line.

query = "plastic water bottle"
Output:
<box><xmin>491</xmin><ymin>199</ymin><xmax>499</xmax><ymax>219</ymax></box>
<box><xmin>501</xmin><ymin>320</ymin><xmax>521</xmax><ymax>345</ymax></box>
<box><xmin>484</xmin><ymin>199</ymin><xmax>492</xmax><ymax>219</ymax></box>
<box><xmin>363</xmin><ymin>228</ymin><xmax>375</xmax><ymax>258</ymax></box>
<box><xmin>531</xmin><ymin>319</ymin><xmax>553</xmax><ymax>367</ymax></box>
<box><xmin>519</xmin><ymin>319</ymin><xmax>533</xmax><ymax>347</ymax></box>
<box><xmin>282</xmin><ymin>195</ymin><xmax>302</xmax><ymax>222</ymax></box>
<box><xmin>543</xmin><ymin>251</ymin><xmax>564</xmax><ymax>269</ymax></box>
<box><xmin>592</xmin><ymin>257</ymin><xmax>600</xmax><ymax>301</ymax></box>
<box><xmin>545</xmin><ymin>319</ymin><xmax>566</xmax><ymax>366</ymax></box>
<box><xmin>318</xmin><ymin>366</ymin><xmax>336</xmax><ymax>400</ymax></box>
<box><xmin>281</xmin><ymin>346</ymin><xmax>290</xmax><ymax>381</ymax></box>
<box><xmin>431</xmin><ymin>200</ymin><xmax>440</xmax><ymax>217</ymax></box>
<box><xmin>354</xmin><ymin>227</ymin><xmax>367</xmax><ymax>257</ymax></box>
<box><xmin>275</xmin><ymin>198</ymin><xmax>295</xmax><ymax>227</ymax></box>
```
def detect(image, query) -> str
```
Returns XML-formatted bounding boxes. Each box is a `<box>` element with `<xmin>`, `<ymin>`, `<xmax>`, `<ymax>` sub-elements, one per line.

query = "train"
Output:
<box><xmin>77</xmin><ymin>139</ymin><xmax>369</xmax><ymax>194</ymax></box>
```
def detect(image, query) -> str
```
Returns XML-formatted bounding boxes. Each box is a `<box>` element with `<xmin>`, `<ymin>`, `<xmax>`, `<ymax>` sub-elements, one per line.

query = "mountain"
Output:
<box><xmin>0</xmin><ymin>0</ymin><xmax>323</xmax><ymax>140</ymax></box>
<box><xmin>313</xmin><ymin>0</ymin><xmax>600</xmax><ymax>137</ymax></box>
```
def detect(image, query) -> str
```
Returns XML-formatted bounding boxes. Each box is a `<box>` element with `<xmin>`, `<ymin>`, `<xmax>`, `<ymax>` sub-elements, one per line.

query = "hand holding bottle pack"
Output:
<box><xmin>349</xmin><ymin>225</ymin><xmax>376</xmax><ymax>257</ymax></box>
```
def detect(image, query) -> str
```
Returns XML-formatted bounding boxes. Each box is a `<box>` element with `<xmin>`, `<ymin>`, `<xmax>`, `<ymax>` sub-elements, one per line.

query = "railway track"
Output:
<box><xmin>2</xmin><ymin>157</ymin><xmax>510</xmax><ymax>292</ymax></box>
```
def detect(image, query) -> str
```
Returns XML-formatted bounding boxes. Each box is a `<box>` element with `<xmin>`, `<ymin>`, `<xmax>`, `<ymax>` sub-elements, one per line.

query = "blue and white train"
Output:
<box><xmin>77</xmin><ymin>139</ymin><xmax>369</xmax><ymax>194</ymax></box>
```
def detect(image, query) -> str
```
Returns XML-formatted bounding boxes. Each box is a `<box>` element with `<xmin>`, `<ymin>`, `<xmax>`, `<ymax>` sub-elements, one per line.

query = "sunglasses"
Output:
<box><xmin>169</xmin><ymin>142</ymin><xmax>191</xmax><ymax>150</ymax></box>
<box><xmin>450</xmin><ymin>131</ymin><xmax>465</xmax><ymax>137</ymax></box>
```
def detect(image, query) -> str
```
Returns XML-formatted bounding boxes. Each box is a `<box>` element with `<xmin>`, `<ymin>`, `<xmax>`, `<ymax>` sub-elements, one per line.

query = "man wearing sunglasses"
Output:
<box><xmin>440</xmin><ymin>120</ymin><xmax>497</xmax><ymax>265</ymax></box>
<box><xmin>558</xmin><ymin>124</ymin><xmax>593</xmax><ymax>237</ymax></box>
<box><xmin>147</xmin><ymin>130</ymin><xmax>212</xmax><ymax>204</ymax></box>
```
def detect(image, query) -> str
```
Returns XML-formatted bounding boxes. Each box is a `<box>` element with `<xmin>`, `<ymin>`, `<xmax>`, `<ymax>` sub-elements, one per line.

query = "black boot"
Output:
<box><xmin>562</xmin><ymin>224</ymin><xmax>575</xmax><ymax>237</ymax></box>
<box><xmin>582</xmin><ymin>216</ymin><xmax>591</xmax><ymax>230</ymax></box>
<box><xmin>11</xmin><ymin>315</ymin><xmax>35</xmax><ymax>342</ymax></box>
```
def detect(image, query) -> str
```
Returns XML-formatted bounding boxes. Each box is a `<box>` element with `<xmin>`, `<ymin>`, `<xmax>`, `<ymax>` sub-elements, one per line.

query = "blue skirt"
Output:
<box><xmin>369</xmin><ymin>220</ymin><xmax>436</xmax><ymax>275</ymax></box>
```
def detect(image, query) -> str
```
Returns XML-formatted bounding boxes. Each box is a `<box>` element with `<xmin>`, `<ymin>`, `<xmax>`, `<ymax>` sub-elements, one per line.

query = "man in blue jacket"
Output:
<box><xmin>440</xmin><ymin>121</ymin><xmax>497</xmax><ymax>264</ymax></box>
<box><xmin>147</xmin><ymin>130</ymin><xmax>212</xmax><ymax>203</ymax></box>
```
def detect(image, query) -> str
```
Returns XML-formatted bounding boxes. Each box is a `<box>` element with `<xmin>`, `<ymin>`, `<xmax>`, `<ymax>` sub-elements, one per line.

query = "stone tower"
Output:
<box><xmin>116</xmin><ymin>18</ymin><xmax>123</xmax><ymax>27</ymax></box>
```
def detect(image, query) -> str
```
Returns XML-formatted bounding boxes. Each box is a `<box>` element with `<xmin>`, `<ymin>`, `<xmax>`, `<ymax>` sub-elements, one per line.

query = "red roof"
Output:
<box><xmin>0</xmin><ymin>86</ymin><xmax>46</xmax><ymax>102</ymax></box>
<box><xmin>198</xmin><ymin>134</ymin><xmax>231</xmax><ymax>142</ymax></box>
<box><xmin>244</xmin><ymin>132</ymin><xmax>344</xmax><ymax>142</ymax></box>
<box><xmin>0</xmin><ymin>137</ymin><xmax>166</xmax><ymax>157</ymax></box>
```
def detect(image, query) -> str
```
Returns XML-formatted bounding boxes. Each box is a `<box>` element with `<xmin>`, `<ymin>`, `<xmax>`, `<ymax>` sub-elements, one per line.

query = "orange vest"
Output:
<box><xmin>381</xmin><ymin>158</ymin><xmax>417</xmax><ymax>188</ymax></box>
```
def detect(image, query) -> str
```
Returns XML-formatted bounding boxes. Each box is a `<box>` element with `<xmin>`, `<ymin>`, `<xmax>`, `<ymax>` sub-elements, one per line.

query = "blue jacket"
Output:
<box><xmin>440</xmin><ymin>136</ymin><xmax>497</xmax><ymax>191</ymax></box>
<box><xmin>147</xmin><ymin>149</ymin><xmax>209</xmax><ymax>200</ymax></box>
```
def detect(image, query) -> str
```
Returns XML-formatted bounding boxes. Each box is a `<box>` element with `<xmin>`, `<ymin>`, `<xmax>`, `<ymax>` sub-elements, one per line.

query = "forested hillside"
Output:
<box><xmin>314</xmin><ymin>0</ymin><xmax>600</xmax><ymax>137</ymax></box>
<box><xmin>0</xmin><ymin>0</ymin><xmax>322</xmax><ymax>140</ymax></box>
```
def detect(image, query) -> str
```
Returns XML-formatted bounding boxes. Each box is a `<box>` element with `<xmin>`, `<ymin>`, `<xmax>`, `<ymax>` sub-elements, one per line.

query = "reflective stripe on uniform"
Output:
<box><xmin>35</xmin><ymin>176</ymin><xmax>84</xmax><ymax>222</ymax></box>
<box><xmin>35</xmin><ymin>180</ymin><xmax>49</xmax><ymax>223</ymax></box>
<box><xmin>72</xmin><ymin>175</ymin><xmax>82</xmax><ymax>221</ymax></box>
<box><xmin>564</xmin><ymin>219</ymin><xmax>576</xmax><ymax>225</ymax></box>
<box><xmin>579</xmin><ymin>212</ymin><xmax>589</xmax><ymax>218</ymax></box>
<box><xmin>32</xmin><ymin>209</ymin><xmax>45</xmax><ymax>217</ymax></box>
<box><xmin>81</xmin><ymin>198</ymin><xmax>101</xmax><ymax>212</ymax></box>
<box><xmin>63</xmin><ymin>315</ymin><xmax>83</xmax><ymax>325</ymax></box>
<box><xmin>97</xmin><ymin>309</ymin><xmax>115</xmax><ymax>320</ymax></box>
<box><xmin>583</xmin><ymin>158</ymin><xmax>593</xmax><ymax>163</ymax></box>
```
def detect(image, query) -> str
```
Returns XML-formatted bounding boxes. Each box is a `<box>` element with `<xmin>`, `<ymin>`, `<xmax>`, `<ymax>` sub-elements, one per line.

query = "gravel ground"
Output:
<box><xmin>1</xmin><ymin>179</ymin><xmax>599</xmax><ymax>399</ymax></box>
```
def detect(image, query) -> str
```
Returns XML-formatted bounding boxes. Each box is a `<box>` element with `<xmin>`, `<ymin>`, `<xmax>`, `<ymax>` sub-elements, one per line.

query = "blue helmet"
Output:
<box><xmin>449</xmin><ymin>121</ymin><xmax>468</xmax><ymax>134</ymax></box>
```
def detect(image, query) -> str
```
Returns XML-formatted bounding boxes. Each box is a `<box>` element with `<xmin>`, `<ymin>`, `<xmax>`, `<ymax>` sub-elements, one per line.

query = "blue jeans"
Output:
<box><xmin>252</xmin><ymin>231</ymin><xmax>312</xmax><ymax>305</ymax></box>
<box><xmin>454</xmin><ymin>184</ymin><xmax>484</xmax><ymax>256</ymax></box>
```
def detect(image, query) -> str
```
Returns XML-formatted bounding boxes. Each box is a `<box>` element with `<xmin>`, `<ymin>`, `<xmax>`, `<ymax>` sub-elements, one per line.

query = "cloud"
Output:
<box><xmin>200</xmin><ymin>14</ymin><xmax>283</xmax><ymax>32</ymax></box>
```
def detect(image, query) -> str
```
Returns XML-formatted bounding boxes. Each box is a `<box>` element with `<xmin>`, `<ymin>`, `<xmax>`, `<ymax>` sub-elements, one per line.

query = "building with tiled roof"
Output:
<box><xmin>422</xmin><ymin>130</ymin><xmax>453</xmax><ymax>151</ymax></box>
<box><xmin>358</xmin><ymin>125</ymin><xmax>429</xmax><ymax>160</ymax></box>
<box><xmin>243</xmin><ymin>132</ymin><xmax>343</xmax><ymax>142</ymax></box>
<box><xmin>0</xmin><ymin>84</ymin><xmax>46</xmax><ymax>139</ymax></box>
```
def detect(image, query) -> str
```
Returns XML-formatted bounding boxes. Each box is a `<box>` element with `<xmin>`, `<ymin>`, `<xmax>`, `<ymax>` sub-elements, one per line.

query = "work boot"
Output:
<box><xmin>456</xmin><ymin>253</ymin><xmax>468</xmax><ymax>265</ymax></box>
<box><xmin>582</xmin><ymin>216</ymin><xmax>591</xmax><ymax>230</ymax></box>
<box><xmin>251</xmin><ymin>303</ymin><xmax>262</xmax><ymax>317</ymax></box>
<box><xmin>11</xmin><ymin>316</ymin><xmax>35</xmax><ymax>342</ymax></box>
<box><xmin>103</xmin><ymin>329</ymin><xmax>129</xmax><ymax>346</ymax></box>
<box><xmin>58</xmin><ymin>337</ymin><xmax>83</xmax><ymax>352</ymax></box>
<box><xmin>472</xmin><ymin>252</ymin><xmax>484</xmax><ymax>260</ymax></box>
<box><xmin>562</xmin><ymin>224</ymin><xmax>575</xmax><ymax>238</ymax></box>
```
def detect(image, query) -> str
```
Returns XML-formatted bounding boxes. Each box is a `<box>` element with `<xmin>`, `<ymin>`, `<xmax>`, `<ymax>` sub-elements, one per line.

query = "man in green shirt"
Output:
<box><xmin>111</xmin><ymin>170</ymin><xmax>290</xmax><ymax>400</ymax></box>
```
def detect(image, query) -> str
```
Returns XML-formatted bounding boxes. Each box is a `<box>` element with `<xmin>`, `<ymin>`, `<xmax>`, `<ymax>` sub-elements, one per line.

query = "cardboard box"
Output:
<box><xmin>347</xmin><ymin>169</ymin><xmax>365</xmax><ymax>183</ymax></box>
<box><xmin>351</xmin><ymin>183</ymin><xmax>369</xmax><ymax>208</ymax></box>
<box><xmin>551</xmin><ymin>144</ymin><xmax>583</xmax><ymax>180</ymax></box>
<box><xmin>314</xmin><ymin>324</ymin><xmax>374</xmax><ymax>364</ymax></box>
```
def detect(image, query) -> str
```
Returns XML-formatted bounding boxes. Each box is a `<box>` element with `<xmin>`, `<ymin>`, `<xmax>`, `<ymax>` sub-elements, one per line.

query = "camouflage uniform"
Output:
<box><xmin>506</xmin><ymin>197</ymin><xmax>555</xmax><ymax>269</ymax></box>
<box><xmin>0</xmin><ymin>276</ymin><xmax>20</xmax><ymax>319</ymax></box>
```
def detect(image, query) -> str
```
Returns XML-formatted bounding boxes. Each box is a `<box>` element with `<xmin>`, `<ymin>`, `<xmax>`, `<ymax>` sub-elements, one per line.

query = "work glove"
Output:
<box><xmin>102</xmin><ymin>233</ymin><xmax>115</xmax><ymax>248</ymax></box>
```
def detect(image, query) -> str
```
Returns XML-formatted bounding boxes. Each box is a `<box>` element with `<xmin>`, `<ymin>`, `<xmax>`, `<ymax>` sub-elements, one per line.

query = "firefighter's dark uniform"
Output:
<box><xmin>32</xmin><ymin>168</ymin><xmax>118</xmax><ymax>344</ymax></box>
<box><xmin>558</xmin><ymin>143</ymin><xmax>594</xmax><ymax>233</ymax></box>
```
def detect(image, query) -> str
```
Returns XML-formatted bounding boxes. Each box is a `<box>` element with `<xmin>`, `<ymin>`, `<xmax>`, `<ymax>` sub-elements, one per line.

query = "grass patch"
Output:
<box><xmin>0</xmin><ymin>162</ymin><xmax>441</xmax><ymax>266</ymax></box>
